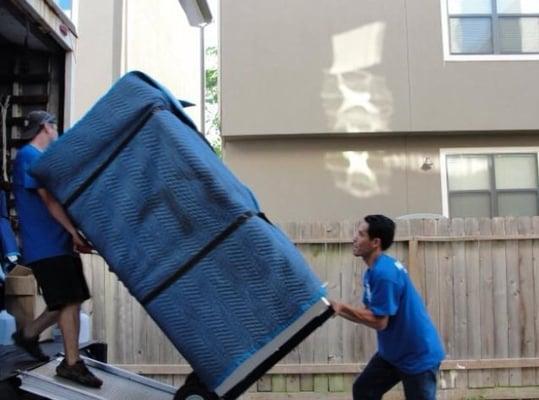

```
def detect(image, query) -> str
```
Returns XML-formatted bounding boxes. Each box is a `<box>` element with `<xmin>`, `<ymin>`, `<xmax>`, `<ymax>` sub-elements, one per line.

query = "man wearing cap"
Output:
<box><xmin>11</xmin><ymin>111</ymin><xmax>102</xmax><ymax>388</ymax></box>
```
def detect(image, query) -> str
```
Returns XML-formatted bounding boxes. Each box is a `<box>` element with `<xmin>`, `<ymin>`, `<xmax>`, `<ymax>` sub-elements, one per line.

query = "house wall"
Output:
<box><xmin>74</xmin><ymin>0</ymin><xmax>202</xmax><ymax>127</ymax></box>
<box><xmin>73</xmin><ymin>0</ymin><xmax>119</xmax><ymax>122</ymax></box>
<box><xmin>220</xmin><ymin>0</ymin><xmax>539</xmax><ymax>135</ymax></box>
<box><xmin>220</xmin><ymin>0</ymin><xmax>539</xmax><ymax>221</ymax></box>
<box><xmin>123</xmin><ymin>0</ymin><xmax>202</xmax><ymax>125</ymax></box>
<box><xmin>224</xmin><ymin>133</ymin><xmax>539</xmax><ymax>222</ymax></box>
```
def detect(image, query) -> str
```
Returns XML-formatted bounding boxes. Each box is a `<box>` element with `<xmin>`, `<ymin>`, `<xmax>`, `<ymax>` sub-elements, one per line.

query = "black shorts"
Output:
<box><xmin>29</xmin><ymin>255</ymin><xmax>91</xmax><ymax>311</ymax></box>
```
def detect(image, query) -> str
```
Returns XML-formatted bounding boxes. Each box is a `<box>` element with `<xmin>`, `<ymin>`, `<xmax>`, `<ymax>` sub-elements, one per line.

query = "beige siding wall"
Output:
<box><xmin>224</xmin><ymin>134</ymin><xmax>539</xmax><ymax>222</ymax></box>
<box><xmin>73</xmin><ymin>0</ymin><xmax>202</xmax><ymax>127</ymax></box>
<box><xmin>220</xmin><ymin>0</ymin><xmax>539</xmax><ymax>135</ymax></box>
<box><xmin>124</xmin><ymin>0</ymin><xmax>202</xmax><ymax>125</ymax></box>
<box><xmin>73</xmin><ymin>0</ymin><xmax>119</xmax><ymax>122</ymax></box>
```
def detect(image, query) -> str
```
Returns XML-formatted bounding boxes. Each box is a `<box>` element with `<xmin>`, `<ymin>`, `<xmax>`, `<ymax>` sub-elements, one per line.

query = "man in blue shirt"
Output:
<box><xmin>331</xmin><ymin>214</ymin><xmax>444</xmax><ymax>399</ymax></box>
<box><xmin>12</xmin><ymin>111</ymin><xmax>102</xmax><ymax>388</ymax></box>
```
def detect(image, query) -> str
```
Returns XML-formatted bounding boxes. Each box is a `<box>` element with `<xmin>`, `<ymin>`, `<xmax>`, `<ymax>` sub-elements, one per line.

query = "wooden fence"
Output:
<box><xmin>80</xmin><ymin>217</ymin><xmax>539</xmax><ymax>399</ymax></box>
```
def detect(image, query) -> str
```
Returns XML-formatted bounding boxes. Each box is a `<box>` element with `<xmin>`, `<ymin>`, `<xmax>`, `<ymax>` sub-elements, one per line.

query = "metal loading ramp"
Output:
<box><xmin>18</xmin><ymin>356</ymin><xmax>176</xmax><ymax>400</ymax></box>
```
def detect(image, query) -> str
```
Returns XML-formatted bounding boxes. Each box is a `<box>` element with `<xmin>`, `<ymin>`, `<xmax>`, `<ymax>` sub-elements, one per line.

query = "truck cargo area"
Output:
<box><xmin>0</xmin><ymin>341</ymin><xmax>175</xmax><ymax>400</ymax></box>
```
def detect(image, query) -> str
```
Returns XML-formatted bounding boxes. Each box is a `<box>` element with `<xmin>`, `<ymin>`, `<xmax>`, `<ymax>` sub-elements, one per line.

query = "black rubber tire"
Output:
<box><xmin>184</xmin><ymin>372</ymin><xmax>201</xmax><ymax>388</ymax></box>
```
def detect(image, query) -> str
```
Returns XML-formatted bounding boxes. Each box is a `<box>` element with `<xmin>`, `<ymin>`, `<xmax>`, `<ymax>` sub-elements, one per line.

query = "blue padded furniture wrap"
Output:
<box><xmin>30</xmin><ymin>71</ymin><xmax>326</xmax><ymax>390</ymax></box>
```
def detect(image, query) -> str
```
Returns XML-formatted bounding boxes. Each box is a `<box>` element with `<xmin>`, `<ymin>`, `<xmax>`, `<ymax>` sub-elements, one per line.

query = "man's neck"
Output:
<box><xmin>364</xmin><ymin>249</ymin><xmax>383</xmax><ymax>268</ymax></box>
<box><xmin>30</xmin><ymin>135</ymin><xmax>50</xmax><ymax>151</ymax></box>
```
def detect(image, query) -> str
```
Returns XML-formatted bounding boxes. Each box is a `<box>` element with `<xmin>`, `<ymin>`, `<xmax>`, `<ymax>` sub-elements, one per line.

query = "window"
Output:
<box><xmin>442</xmin><ymin>150</ymin><xmax>539</xmax><ymax>217</ymax></box>
<box><xmin>445</xmin><ymin>0</ymin><xmax>539</xmax><ymax>55</ymax></box>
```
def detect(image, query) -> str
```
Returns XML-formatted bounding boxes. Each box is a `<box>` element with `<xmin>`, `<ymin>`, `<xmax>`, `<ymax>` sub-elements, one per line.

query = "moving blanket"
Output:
<box><xmin>30</xmin><ymin>71</ymin><xmax>326</xmax><ymax>391</ymax></box>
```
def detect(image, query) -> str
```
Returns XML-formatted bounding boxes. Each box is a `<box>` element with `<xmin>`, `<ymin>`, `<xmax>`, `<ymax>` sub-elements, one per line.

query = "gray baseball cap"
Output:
<box><xmin>21</xmin><ymin>111</ymin><xmax>57</xmax><ymax>140</ymax></box>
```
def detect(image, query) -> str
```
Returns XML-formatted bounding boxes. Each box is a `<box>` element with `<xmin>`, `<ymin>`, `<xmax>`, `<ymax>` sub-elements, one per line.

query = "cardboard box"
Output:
<box><xmin>5</xmin><ymin>265</ymin><xmax>52</xmax><ymax>339</ymax></box>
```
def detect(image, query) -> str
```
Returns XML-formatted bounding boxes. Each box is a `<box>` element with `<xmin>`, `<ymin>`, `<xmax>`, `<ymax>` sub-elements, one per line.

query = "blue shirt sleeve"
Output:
<box><xmin>23</xmin><ymin>161</ymin><xmax>40</xmax><ymax>189</ymax></box>
<box><xmin>20</xmin><ymin>148</ymin><xmax>41</xmax><ymax>189</ymax></box>
<box><xmin>367</xmin><ymin>278</ymin><xmax>400</xmax><ymax>317</ymax></box>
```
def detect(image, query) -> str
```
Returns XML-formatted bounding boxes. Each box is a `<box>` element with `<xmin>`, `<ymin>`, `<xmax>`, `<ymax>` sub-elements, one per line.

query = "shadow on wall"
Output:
<box><xmin>321</xmin><ymin>22</ymin><xmax>394</xmax><ymax>133</ymax></box>
<box><xmin>325</xmin><ymin>151</ymin><xmax>436</xmax><ymax>199</ymax></box>
<box><xmin>325</xmin><ymin>151</ymin><xmax>384</xmax><ymax>198</ymax></box>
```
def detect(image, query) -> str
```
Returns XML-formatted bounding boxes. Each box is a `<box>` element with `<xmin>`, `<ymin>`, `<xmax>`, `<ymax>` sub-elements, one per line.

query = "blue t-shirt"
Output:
<box><xmin>12</xmin><ymin>144</ymin><xmax>72</xmax><ymax>264</ymax></box>
<box><xmin>363</xmin><ymin>253</ymin><xmax>445</xmax><ymax>374</ymax></box>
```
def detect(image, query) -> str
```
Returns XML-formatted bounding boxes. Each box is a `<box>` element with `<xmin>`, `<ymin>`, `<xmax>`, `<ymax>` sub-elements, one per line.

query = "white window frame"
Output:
<box><xmin>440</xmin><ymin>0</ymin><xmax>539</xmax><ymax>61</ymax></box>
<box><xmin>440</xmin><ymin>147</ymin><xmax>539</xmax><ymax>217</ymax></box>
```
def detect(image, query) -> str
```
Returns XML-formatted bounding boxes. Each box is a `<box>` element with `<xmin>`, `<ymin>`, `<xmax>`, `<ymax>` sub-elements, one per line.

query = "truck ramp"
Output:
<box><xmin>18</xmin><ymin>356</ymin><xmax>176</xmax><ymax>400</ymax></box>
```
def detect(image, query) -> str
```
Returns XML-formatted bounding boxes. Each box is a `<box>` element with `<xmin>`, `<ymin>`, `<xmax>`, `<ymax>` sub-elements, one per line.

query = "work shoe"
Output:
<box><xmin>11</xmin><ymin>330</ymin><xmax>50</xmax><ymax>362</ymax></box>
<box><xmin>56</xmin><ymin>358</ymin><xmax>103</xmax><ymax>388</ymax></box>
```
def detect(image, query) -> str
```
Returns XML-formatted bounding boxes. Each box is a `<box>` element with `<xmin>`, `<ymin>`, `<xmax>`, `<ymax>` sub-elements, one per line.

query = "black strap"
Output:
<box><xmin>140</xmin><ymin>211</ymin><xmax>262</xmax><ymax>306</ymax></box>
<box><xmin>64</xmin><ymin>105</ymin><xmax>167</xmax><ymax>209</ymax></box>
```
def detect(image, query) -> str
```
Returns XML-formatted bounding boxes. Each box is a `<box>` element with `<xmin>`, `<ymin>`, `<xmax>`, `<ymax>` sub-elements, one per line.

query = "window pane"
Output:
<box><xmin>448</xmin><ymin>0</ymin><xmax>492</xmax><ymax>14</ymax></box>
<box><xmin>450</xmin><ymin>18</ymin><xmax>493</xmax><ymax>54</ymax></box>
<box><xmin>499</xmin><ymin>17</ymin><xmax>539</xmax><ymax>53</ymax></box>
<box><xmin>447</xmin><ymin>155</ymin><xmax>490</xmax><ymax>190</ymax></box>
<box><xmin>497</xmin><ymin>0</ymin><xmax>539</xmax><ymax>14</ymax></box>
<box><xmin>498</xmin><ymin>192</ymin><xmax>538</xmax><ymax>216</ymax></box>
<box><xmin>495</xmin><ymin>154</ymin><xmax>537</xmax><ymax>189</ymax></box>
<box><xmin>450</xmin><ymin>193</ymin><xmax>491</xmax><ymax>217</ymax></box>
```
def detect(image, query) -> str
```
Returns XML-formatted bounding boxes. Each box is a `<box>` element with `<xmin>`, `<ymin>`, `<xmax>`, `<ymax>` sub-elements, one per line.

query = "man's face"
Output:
<box><xmin>352</xmin><ymin>221</ymin><xmax>376</xmax><ymax>258</ymax></box>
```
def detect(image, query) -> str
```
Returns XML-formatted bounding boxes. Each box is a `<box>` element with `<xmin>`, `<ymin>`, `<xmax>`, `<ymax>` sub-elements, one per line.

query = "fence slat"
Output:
<box><xmin>282</xmin><ymin>223</ymin><xmax>300</xmax><ymax>393</ymax></box>
<box><xmin>465</xmin><ymin>218</ymin><xmax>482</xmax><ymax>388</ymax></box>
<box><xmin>451</xmin><ymin>218</ymin><xmax>468</xmax><ymax>389</ymax></box>
<box><xmin>119</xmin><ymin>280</ymin><xmax>133</xmax><ymax>364</ymax></box>
<box><xmin>340</xmin><ymin>221</ymin><xmax>359</xmax><ymax>388</ymax></box>
<box><xmin>87</xmin><ymin>255</ymin><xmax>106</xmax><ymax>343</ymax></box>
<box><xmin>424</xmin><ymin>219</ymin><xmax>440</xmax><ymax>330</ymax></box>
<box><xmin>492</xmin><ymin>218</ymin><xmax>510</xmax><ymax>386</ymax></box>
<box><xmin>532</xmin><ymin>217</ymin><xmax>539</xmax><ymax>385</ymax></box>
<box><xmin>280</xmin><ymin>223</ymin><xmax>302</xmax><ymax>392</ymax></box>
<box><xmin>479</xmin><ymin>218</ymin><xmax>495</xmax><ymax>387</ymax></box>
<box><xmin>312</xmin><ymin>223</ymin><xmax>329</xmax><ymax>393</ymax></box>
<box><xmin>297</xmin><ymin>224</ymin><xmax>315</xmax><ymax>392</ymax></box>
<box><xmin>517</xmin><ymin>217</ymin><xmax>536</xmax><ymax>386</ymax></box>
<box><xmin>506</xmin><ymin>217</ymin><xmax>523</xmax><ymax>386</ymax></box>
<box><xmin>326</xmin><ymin>223</ymin><xmax>344</xmax><ymax>393</ymax></box>
<box><xmin>104</xmin><ymin>267</ymin><xmax>118</xmax><ymax>362</ymax></box>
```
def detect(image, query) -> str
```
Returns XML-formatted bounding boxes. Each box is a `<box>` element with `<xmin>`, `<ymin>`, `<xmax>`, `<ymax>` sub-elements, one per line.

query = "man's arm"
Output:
<box><xmin>330</xmin><ymin>300</ymin><xmax>388</xmax><ymax>331</ymax></box>
<box><xmin>37</xmin><ymin>188</ymin><xmax>93</xmax><ymax>253</ymax></box>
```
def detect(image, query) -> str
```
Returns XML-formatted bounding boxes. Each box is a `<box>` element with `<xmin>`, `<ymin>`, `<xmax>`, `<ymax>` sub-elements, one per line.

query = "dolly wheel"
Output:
<box><xmin>174</xmin><ymin>382</ymin><xmax>218</xmax><ymax>400</ymax></box>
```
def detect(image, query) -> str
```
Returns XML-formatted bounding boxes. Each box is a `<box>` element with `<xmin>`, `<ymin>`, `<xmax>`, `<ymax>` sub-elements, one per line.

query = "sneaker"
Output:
<box><xmin>56</xmin><ymin>358</ymin><xmax>103</xmax><ymax>388</ymax></box>
<box><xmin>11</xmin><ymin>330</ymin><xmax>50</xmax><ymax>362</ymax></box>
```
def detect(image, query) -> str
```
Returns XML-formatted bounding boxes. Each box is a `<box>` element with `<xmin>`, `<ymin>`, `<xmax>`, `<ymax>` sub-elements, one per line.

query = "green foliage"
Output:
<box><xmin>204</xmin><ymin>46</ymin><xmax>221</xmax><ymax>157</ymax></box>
<box><xmin>205</xmin><ymin>47</ymin><xmax>218</xmax><ymax>105</ymax></box>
